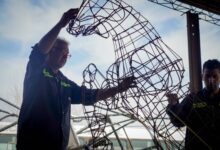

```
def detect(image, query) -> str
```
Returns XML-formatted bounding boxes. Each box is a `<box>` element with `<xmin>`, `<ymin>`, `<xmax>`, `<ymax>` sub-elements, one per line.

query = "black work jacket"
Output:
<box><xmin>17</xmin><ymin>44</ymin><xmax>97</xmax><ymax>150</ymax></box>
<box><xmin>167</xmin><ymin>89</ymin><xmax>220</xmax><ymax>150</ymax></box>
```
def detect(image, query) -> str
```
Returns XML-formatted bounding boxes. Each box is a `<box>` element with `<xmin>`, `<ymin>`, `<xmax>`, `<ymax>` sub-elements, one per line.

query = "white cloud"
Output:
<box><xmin>0</xmin><ymin>57</ymin><xmax>27</xmax><ymax>106</ymax></box>
<box><xmin>0</xmin><ymin>0</ymin><xmax>82</xmax><ymax>52</ymax></box>
<box><xmin>128</xmin><ymin>0</ymin><xmax>181</xmax><ymax>25</ymax></box>
<box><xmin>200</xmin><ymin>21</ymin><xmax>220</xmax><ymax>62</ymax></box>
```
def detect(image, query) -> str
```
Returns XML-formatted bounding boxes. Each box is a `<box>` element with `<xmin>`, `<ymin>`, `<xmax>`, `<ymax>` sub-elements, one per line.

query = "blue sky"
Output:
<box><xmin>0</xmin><ymin>0</ymin><xmax>219</xmax><ymax>107</ymax></box>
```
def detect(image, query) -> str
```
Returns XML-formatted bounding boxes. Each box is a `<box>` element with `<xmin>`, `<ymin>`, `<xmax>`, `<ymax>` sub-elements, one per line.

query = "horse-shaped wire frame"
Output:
<box><xmin>67</xmin><ymin>0</ymin><xmax>189</xmax><ymax>149</ymax></box>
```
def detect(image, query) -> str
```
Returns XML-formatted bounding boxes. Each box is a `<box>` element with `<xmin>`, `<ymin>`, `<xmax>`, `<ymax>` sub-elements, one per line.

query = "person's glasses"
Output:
<box><xmin>67</xmin><ymin>54</ymin><xmax>72</xmax><ymax>58</ymax></box>
<box><xmin>52</xmin><ymin>47</ymin><xmax>71</xmax><ymax>59</ymax></box>
<box><xmin>63</xmin><ymin>53</ymin><xmax>72</xmax><ymax>59</ymax></box>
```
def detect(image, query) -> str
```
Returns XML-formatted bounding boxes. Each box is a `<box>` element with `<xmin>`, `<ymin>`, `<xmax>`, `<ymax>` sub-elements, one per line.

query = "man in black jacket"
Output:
<box><xmin>167</xmin><ymin>59</ymin><xmax>220</xmax><ymax>150</ymax></box>
<box><xmin>17</xmin><ymin>8</ymin><xmax>135</xmax><ymax>150</ymax></box>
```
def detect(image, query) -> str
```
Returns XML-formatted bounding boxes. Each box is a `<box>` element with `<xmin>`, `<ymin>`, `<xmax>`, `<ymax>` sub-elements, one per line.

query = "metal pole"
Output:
<box><xmin>107</xmin><ymin>116</ymin><xmax>125</xmax><ymax>150</ymax></box>
<box><xmin>186</xmin><ymin>11</ymin><xmax>202</xmax><ymax>93</ymax></box>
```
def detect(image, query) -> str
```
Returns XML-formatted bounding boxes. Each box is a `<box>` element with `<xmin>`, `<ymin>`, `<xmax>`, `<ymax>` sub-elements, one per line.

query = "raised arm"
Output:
<box><xmin>96</xmin><ymin>76</ymin><xmax>136</xmax><ymax>100</ymax></box>
<box><xmin>38</xmin><ymin>8</ymin><xmax>79</xmax><ymax>54</ymax></box>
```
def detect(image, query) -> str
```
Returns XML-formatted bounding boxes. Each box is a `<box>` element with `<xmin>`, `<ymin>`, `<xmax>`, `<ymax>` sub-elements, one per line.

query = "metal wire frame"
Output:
<box><xmin>0</xmin><ymin>97</ymin><xmax>19</xmax><ymax>133</ymax></box>
<box><xmin>146</xmin><ymin>0</ymin><xmax>220</xmax><ymax>26</ymax></box>
<box><xmin>70</xmin><ymin>109</ymin><xmax>171</xmax><ymax>150</ymax></box>
<box><xmin>67</xmin><ymin>0</ymin><xmax>189</xmax><ymax>149</ymax></box>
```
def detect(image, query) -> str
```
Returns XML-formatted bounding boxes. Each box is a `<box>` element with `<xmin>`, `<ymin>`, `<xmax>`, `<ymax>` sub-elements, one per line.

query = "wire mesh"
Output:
<box><xmin>67</xmin><ymin>0</ymin><xmax>189</xmax><ymax>149</ymax></box>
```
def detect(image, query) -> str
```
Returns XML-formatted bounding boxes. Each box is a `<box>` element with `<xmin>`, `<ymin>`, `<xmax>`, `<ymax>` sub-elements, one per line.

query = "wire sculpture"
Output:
<box><xmin>67</xmin><ymin>0</ymin><xmax>189</xmax><ymax>149</ymax></box>
<box><xmin>0</xmin><ymin>97</ymin><xmax>19</xmax><ymax>133</ymax></box>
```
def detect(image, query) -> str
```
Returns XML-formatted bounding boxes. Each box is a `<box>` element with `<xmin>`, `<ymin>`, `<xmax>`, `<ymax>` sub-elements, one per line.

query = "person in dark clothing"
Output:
<box><xmin>167</xmin><ymin>59</ymin><xmax>220</xmax><ymax>150</ymax></box>
<box><xmin>17</xmin><ymin>8</ymin><xmax>135</xmax><ymax>150</ymax></box>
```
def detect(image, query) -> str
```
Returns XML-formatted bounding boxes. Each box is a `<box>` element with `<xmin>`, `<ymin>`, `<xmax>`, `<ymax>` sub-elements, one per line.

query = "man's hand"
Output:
<box><xmin>118</xmin><ymin>76</ymin><xmax>136</xmax><ymax>92</ymax></box>
<box><xmin>58</xmin><ymin>8</ymin><xmax>79</xmax><ymax>28</ymax></box>
<box><xmin>96</xmin><ymin>76</ymin><xmax>136</xmax><ymax>101</ymax></box>
<box><xmin>166</xmin><ymin>93</ymin><xmax>179</xmax><ymax>105</ymax></box>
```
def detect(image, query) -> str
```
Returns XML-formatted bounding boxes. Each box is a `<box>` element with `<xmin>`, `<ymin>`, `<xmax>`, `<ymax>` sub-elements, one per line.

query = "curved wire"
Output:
<box><xmin>67</xmin><ymin>0</ymin><xmax>189</xmax><ymax>149</ymax></box>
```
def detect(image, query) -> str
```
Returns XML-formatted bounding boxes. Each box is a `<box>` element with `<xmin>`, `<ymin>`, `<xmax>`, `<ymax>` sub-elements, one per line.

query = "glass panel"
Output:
<box><xmin>111</xmin><ymin>139</ymin><xmax>127</xmax><ymax>150</ymax></box>
<box><xmin>0</xmin><ymin>135</ymin><xmax>16</xmax><ymax>150</ymax></box>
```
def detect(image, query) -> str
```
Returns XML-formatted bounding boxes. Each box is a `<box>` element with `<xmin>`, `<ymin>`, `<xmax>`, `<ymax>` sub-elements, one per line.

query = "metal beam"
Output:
<box><xmin>186</xmin><ymin>11</ymin><xmax>202</xmax><ymax>93</ymax></box>
<box><xmin>146</xmin><ymin>0</ymin><xmax>220</xmax><ymax>26</ymax></box>
<box><xmin>178</xmin><ymin>0</ymin><xmax>220</xmax><ymax>15</ymax></box>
